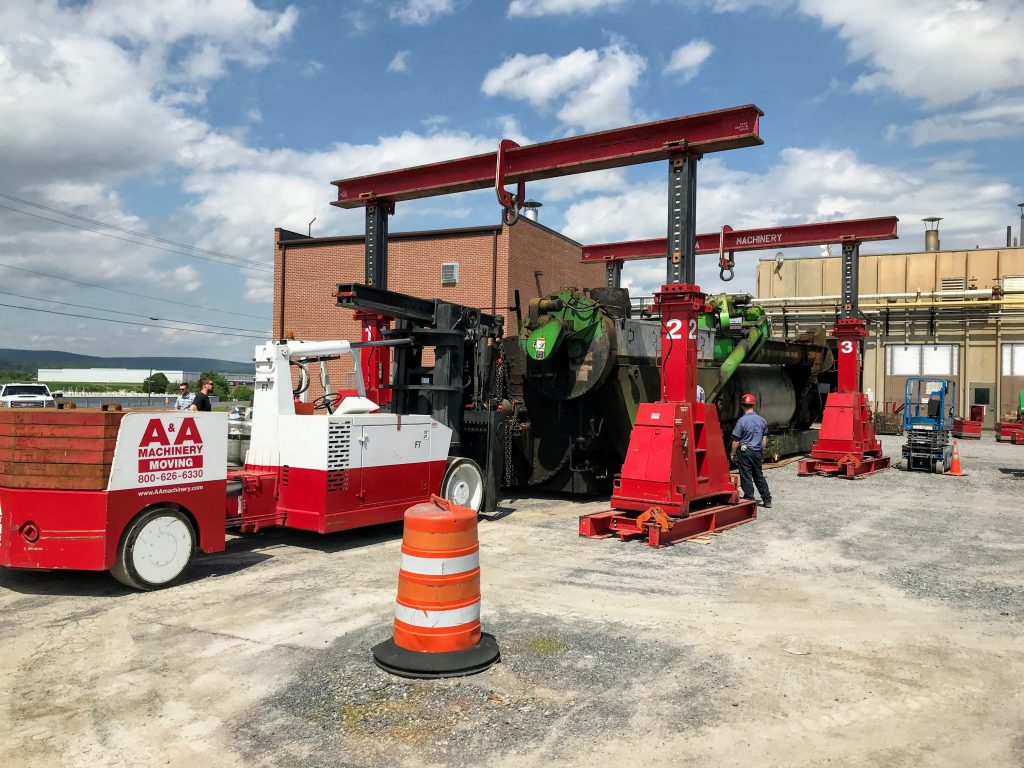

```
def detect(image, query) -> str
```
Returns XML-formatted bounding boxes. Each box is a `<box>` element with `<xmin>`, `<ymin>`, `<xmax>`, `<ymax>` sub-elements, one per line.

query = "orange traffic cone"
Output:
<box><xmin>372</xmin><ymin>495</ymin><xmax>500</xmax><ymax>678</ymax></box>
<box><xmin>945</xmin><ymin>439</ymin><xmax>966</xmax><ymax>476</ymax></box>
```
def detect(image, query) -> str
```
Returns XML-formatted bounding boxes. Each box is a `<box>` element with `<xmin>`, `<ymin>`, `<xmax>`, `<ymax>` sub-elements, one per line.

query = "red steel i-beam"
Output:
<box><xmin>581</xmin><ymin>216</ymin><xmax>900</xmax><ymax>263</ymax></box>
<box><xmin>331</xmin><ymin>105</ymin><xmax>763</xmax><ymax>207</ymax></box>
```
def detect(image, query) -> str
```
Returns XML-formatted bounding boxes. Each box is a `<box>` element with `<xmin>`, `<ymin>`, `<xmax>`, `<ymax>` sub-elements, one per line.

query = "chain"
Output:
<box><xmin>493</xmin><ymin>340</ymin><xmax>520</xmax><ymax>488</ymax></box>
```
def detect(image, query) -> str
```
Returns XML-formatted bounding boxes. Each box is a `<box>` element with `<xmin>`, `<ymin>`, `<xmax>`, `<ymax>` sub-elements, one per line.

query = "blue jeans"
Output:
<box><xmin>737</xmin><ymin>449</ymin><xmax>771</xmax><ymax>503</ymax></box>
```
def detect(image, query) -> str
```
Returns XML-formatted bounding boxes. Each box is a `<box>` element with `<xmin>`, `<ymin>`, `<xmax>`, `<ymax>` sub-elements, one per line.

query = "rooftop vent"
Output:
<box><xmin>922</xmin><ymin>216</ymin><xmax>942</xmax><ymax>252</ymax></box>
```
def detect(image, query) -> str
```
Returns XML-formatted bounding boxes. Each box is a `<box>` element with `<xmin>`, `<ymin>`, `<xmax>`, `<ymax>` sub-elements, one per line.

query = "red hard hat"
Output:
<box><xmin>740</xmin><ymin>393</ymin><xmax>756</xmax><ymax>406</ymax></box>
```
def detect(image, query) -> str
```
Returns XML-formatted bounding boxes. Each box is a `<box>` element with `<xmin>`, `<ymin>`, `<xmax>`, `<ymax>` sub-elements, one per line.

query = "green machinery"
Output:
<box><xmin>509</xmin><ymin>287</ymin><xmax>832</xmax><ymax>493</ymax></box>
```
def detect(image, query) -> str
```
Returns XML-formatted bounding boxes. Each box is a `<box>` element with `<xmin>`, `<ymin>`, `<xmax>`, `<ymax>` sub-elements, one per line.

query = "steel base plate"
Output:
<box><xmin>798</xmin><ymin>454</ymin><xmax>890</xmax><ymax>478</ymax></box>
<box><xmin>579</xmin><ymin>499</ymin><xmax>757</xmax><ymax>548</ymax></box>
<box><xmin>372</xmin><ymin>633</ymin><xmax>500</xmax><ymax>679</ymax></box>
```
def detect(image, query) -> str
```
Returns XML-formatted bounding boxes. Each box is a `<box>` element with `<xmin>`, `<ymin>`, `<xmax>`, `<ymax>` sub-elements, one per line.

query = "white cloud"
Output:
<box><xmin>675</xmin><ymin>0</ymin><xmax>1024</xmax><ymax>143</ymax></box>
<box><xmin>887</xmin><ymin>98</ymin><xmax>1024</xmax><ymax>146</ymax></box>
<box><xmin>245</xmin><ymin>107</ymin><xmax>263</xmax><ymax>123</ymax></box>
<box><xmin>300</xmin><ymin>59</ymin><xmax>324</xmax><ymax>77</ymax></box>
<box><xmin>798</xmin><ymin>0</ymin><xmax>1024</xmax><ymax>107</ymax></box>
<box><xmin>481</xmin><ymin>42</ymin><xmax>646</xmax><ymax>131</ymax></box>
<box><xmin>507</xmin><ymin>0</ymin><xmax>628</xmax><ymax>17</ymax></box>
<box><xmin>0</xmin><ymin>0</ymin><xmax>297</xmax><ymax>357</ymax></box>
<box><xmin>663</xmin><ymin>38</ymin><xmax>714</xmax><ymax>83</ymax></box>
<box><xmin>422</xmin><ymin>114</ymin><xmax>450</xmax><ymax>129</ymax></box>
<box><xmin>387</xmin><ymin>50</ymin><xmax>412</xmax><ymax>73</ymax></box>
<box><xmin>178</xmin><ymin>129</ymin><xmax>502</xmax><ymax>272</ymax></box>
<box><xmin>562</xmin><ymin>146</ymin><xmax>1015</xmax><ymax>297</ymax></box>
<box><xmin>389</xmin><ymin>0</ymin><xmax>455</xmax><ymax>26</ymax></box>
<box><xmin>529</xmin><ymin>169</ymin><xmax>630</xmax><ymax>202</ymax></box>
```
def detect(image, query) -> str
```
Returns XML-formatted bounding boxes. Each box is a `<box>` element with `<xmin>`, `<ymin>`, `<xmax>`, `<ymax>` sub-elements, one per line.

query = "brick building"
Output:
<box><xmin>273</xmin><ymin>217</ymin><xmax>602</xmax><ymax>392</ymax></box>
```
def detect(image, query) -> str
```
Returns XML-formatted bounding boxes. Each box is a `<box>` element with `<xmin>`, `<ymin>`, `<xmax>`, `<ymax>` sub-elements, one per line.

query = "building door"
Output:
<box><xmin>1001</xmin><ymin>344</ymin><xmax>1024</xmax><ymax>422</ymax></box>
<box><xmin>968</xmin><ymin>382</ymin><xmax>995</xmax><ymax>427</ymax></box>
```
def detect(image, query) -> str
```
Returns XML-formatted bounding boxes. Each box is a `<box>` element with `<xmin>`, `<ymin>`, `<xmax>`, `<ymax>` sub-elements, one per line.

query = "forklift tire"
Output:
<box><xmin>440</xmin><ymin>457</ymin><xmax>485</xmax><ymax>514</ymax></box>
<box><xmin>110</xmin><ymin>507</ymin><xmax>196</xmax><ymax>591</ymax></box>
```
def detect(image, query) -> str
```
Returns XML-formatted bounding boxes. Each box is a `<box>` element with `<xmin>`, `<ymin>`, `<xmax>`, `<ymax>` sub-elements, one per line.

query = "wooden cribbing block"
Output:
<box><xmin>6</xmin><ymin>448</ymin><xmax>116</xmax><ymax>465</ymax></box>
<box><xmin>0</xmin><ymin>409</ymin><xmax>127</xmax><ymax>427</ymax></box>
<box><xmin>0</xmin><ymin>423</ymin><xmax>122</xmax><ymax>439</ymax></box>
<box><xmin>0</xmin><ymin>435</ymin><xmax>120</xmax><ymax>451</ymax></box>
<box><xmin>0</xmin><ymin>461</ymin><xmax>110</xmax><ymax>478</ymax></box>
<box><xmin>1</xmin><ymin>474</ymin><xmax>108</xmax><ymax>491</ymax></box>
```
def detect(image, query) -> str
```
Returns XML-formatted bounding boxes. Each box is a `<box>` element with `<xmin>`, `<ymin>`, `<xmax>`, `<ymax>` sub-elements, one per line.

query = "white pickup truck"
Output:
<box><xmin>0</xmin><ymin>382</ymin><xmax>59</xmax><ymax>408</ymax></box>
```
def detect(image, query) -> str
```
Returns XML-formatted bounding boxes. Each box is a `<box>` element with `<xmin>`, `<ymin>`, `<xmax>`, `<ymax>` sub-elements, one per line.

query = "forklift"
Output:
<box><xmin>900</xmin><ymin>377</ymin><xmax>955</xmax><ymax>473</ymax></box>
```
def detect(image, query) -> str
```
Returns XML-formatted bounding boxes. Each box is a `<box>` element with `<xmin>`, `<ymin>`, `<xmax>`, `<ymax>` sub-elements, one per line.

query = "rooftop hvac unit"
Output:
<box><xmin>441</xmin><ymin>262</ymin><xmax>459</xmax><ymax>285</ymax></box>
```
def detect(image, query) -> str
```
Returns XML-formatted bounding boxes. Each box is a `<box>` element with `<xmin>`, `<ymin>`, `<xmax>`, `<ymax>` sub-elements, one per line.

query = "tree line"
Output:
<box><xmin>142</xmin><ymin>371</ymin><xmax>253</xmax><ymax>402</ymax></box>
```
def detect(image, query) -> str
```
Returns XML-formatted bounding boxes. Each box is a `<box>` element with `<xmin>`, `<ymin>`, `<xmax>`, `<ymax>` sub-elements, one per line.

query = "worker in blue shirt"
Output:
<box><xmin>730</xmin><ymin>393</ymin><xmax>772</xmax><ymax>508</ymax></box>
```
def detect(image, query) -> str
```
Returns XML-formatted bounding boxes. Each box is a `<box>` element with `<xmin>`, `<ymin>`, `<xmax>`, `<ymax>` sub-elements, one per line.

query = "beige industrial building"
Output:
<box><xmin>756</xmin><ymin>237</ymin><xmax>1024</xmax><ymax>427</ymax></box>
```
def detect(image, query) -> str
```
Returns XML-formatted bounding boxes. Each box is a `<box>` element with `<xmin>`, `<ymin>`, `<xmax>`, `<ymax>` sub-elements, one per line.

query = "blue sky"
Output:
<box><xmin>1</xmin><ymin>0</ymin><xmax>1022</xmax><ymax>361</ymax></box>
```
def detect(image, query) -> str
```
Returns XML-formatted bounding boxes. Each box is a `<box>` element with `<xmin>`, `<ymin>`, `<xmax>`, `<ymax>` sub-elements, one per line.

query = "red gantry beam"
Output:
<box><xmin>581</xmin><ymin>216</ymin><xmax>900</xmax><ymax>263</ymax></box>
<box><xmin>332</xmin><ymin>105</ymin><xmax>763</xmax><ymax>207</ymax></box>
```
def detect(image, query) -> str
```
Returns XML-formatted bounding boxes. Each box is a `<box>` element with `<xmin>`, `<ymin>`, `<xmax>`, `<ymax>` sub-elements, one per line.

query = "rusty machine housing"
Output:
<box><xmin>505</xmin><ymin>287</ymin><xmax>832</xmax><ymax>494</ymax></box>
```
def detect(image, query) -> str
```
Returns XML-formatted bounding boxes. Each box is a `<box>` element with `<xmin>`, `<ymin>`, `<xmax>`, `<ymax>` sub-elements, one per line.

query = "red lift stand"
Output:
<box><xmin>797</xmin><ymin>241</ymin><xmax>890</xmax><ymax>478</ymax></box>
<box><xmin>578</xmin><ymin>153</ymin><xmax>761</xmax><ymax>547</ymax></box>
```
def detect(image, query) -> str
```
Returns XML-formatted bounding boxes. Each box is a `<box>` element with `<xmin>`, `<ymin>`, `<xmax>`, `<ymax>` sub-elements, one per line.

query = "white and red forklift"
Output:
<box><xmin>0</xmin><ymin>337</ymin><xmax>479</xmax><ymax>590</ymax></box>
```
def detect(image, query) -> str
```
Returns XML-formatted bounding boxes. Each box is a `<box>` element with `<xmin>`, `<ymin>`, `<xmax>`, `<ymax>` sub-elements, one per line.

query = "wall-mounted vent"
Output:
<box><xmin>1004</xmin><ymin>276</ymin><xmax>1024</xmax><ymax>294</ymax></box>
<box><xmin>441</xmin><ymin>262</ymin><xmax>459</xmax><ymax>285</ymax></box>
<box><xmin>939</xmin><ymin>277</ymin><xmax>965</xmax><ymax>300</ymax></box>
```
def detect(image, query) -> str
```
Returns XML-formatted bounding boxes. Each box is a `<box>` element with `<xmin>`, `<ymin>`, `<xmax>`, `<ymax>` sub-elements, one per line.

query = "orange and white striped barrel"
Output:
<box><xmin>394</xmin><ymin>495</ymin><xmax>482</xmax><ymax>652</ymax></box>
<box><xmin>372</xmin><ymin>494</ymin><xmax>499</xmax><ymax>678</ymax></box>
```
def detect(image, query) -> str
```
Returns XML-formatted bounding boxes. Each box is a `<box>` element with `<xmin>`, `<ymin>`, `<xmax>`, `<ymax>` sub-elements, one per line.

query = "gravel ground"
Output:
<box><xmin>1</xmin><ymin>433</ymin><xmax>1022</xmax><ymax>767</ymax></box>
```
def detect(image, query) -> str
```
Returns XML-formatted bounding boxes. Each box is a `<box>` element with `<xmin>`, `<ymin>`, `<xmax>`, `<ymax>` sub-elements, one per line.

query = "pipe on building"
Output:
<box><xmin>755</xmin><ymin>289</ymin><xmax>995</xmax><ymax>306</ymax></box>
<box><xmin>279</xmin><ymin>243</ymin><xmax>287</xmax><ymax>338</ymax></box>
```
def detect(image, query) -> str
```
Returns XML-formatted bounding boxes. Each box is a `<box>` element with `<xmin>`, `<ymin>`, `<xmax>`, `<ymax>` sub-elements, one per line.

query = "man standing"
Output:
<box><xmin>730</xmin><ymin>393</ymin><xmax>772</xmax><ymax>508</ymax></box>
<box><xmin>189</xmin><ymin>378</ymin><xmax>214</xmax><ymax>412</ymax></box>
<box><xmin>174</xmin><ymin>383</ymin><xmax>195</xmax><ymax>411</ymax></box>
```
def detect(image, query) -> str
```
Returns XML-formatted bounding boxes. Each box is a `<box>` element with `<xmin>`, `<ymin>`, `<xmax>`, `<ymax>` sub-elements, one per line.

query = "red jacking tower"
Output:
<box><xmin>795</xmin><ymin>238</ymin><xmax>894</xmax><ymax>478</ymax></box>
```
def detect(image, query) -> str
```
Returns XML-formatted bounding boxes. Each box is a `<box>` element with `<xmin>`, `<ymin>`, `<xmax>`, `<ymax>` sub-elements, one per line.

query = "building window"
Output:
<box><xmin>1003</xmin><ymin>344</ymin><xmax>1024</xmax><ymax>376</ymax></box>
<box><xmin>885</xmin><ymin>344</ymin><xmax>959</xmax><ymax>376</ymax></box>
<box><xmin>973</xmin><ymin>387</ymin><xmax>991</xmax><ymax>406</ymax></box>
<box><xmin>441</xmin><ymin>262</ymin><xmax>459</xmax><ymax>285</ymax></box>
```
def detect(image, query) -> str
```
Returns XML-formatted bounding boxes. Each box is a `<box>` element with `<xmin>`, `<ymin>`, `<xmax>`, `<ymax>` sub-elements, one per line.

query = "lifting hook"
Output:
<box><xmin>718</xmin><ymin>224</ymin><xmax>735</xmax><ymax>281</ymax></box>
<box><xmin>495</xmin><ymin>138</ymin><xmax>525</xmax><ymax>226</ymax></box>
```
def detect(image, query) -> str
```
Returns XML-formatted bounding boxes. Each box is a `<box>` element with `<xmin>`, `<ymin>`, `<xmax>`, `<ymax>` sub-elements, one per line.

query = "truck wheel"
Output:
<box><xmin>441</xmin><ymin>457</ymin><xmax>485</xmax><ymax>513</ymax></box>
<box><xmin>110</xmin><ymin>507</ymin><xmax>196</xmax><ymax>591</ymax></box>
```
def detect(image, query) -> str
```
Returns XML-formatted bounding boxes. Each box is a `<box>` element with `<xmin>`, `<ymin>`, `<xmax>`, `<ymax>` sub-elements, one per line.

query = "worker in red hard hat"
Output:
<box><xmin>730</xmin><ymin>393</ymin><xmax>772</xmax><ymax>509</ymax></box>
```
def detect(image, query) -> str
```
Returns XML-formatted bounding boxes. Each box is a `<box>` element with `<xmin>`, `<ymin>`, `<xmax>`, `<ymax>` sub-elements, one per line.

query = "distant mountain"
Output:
<box><xmin>0</xmin><ymin>349</ymin><xmax>251</xmax><ymax>373</ymax></box>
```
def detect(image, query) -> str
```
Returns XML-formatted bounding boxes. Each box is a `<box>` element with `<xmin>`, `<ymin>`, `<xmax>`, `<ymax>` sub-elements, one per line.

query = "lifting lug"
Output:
<box><xmin>495</xmin><ymin>138</ymin><xmax>525</xmax><ymax>225</ymax></box>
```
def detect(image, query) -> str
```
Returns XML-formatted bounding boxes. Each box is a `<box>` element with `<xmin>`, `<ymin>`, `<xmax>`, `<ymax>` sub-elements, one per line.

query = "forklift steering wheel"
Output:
<box><xmin>312</xmin><ymin>392</ymin><xmax>343</xmax><ymax>413</ymax></box>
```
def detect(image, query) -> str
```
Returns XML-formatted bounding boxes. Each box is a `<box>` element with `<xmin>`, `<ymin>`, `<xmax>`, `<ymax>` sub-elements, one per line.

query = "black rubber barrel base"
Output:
<box><xmin>372</xmin><ymin>633</ymin><xmax>500</xmax><ymax>679</ymax></box>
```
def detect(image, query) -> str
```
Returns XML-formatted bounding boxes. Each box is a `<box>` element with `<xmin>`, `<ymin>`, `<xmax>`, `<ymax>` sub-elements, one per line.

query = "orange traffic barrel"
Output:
<box><xmin>372</xmin><ymin>495</ymin><xmax>499</xmax><ymax>678</ymax></box>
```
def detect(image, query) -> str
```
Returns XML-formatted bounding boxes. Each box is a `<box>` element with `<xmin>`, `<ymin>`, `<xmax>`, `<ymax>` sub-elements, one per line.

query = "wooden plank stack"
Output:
<box><xmin>0</xmin><ymin>409</ymin><xmax>126</xmax><ymax>491</ymax></box>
